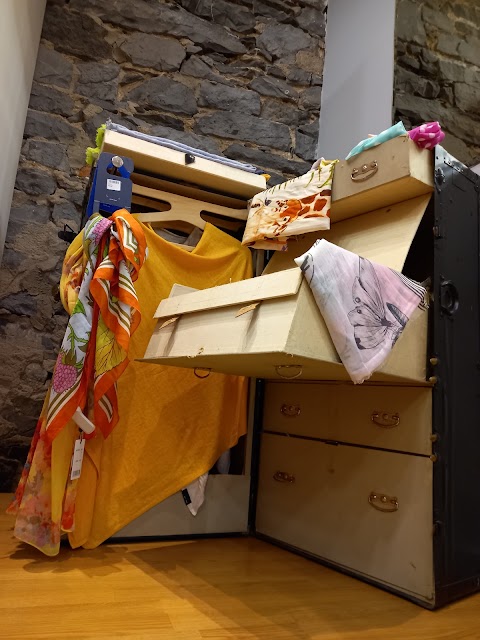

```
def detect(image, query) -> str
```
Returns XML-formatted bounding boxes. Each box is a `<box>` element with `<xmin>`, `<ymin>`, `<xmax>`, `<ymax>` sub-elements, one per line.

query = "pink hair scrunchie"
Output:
<box><xmin>408</xmin><ymin>121</ymin><xmax>445</xmax><ymax>150</ymax></box>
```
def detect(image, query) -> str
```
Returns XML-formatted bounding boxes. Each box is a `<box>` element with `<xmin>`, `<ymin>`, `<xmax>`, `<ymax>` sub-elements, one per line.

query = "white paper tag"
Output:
<box><xmin>70</xmin><ymin>438</ymin><xmax>85</xmax><ymax>480</ymax></box>
<box><xmin>107</xmin><ymin>178</ymin><xmax>121</xmax><ymax>192</ymax></box>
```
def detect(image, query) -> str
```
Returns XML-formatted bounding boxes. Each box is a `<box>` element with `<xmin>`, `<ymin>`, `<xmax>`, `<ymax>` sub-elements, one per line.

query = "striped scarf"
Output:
<box><xmin>46</xmin><ymin>209</ymin><xmax>147</xmax><ymax>441</ymax></box>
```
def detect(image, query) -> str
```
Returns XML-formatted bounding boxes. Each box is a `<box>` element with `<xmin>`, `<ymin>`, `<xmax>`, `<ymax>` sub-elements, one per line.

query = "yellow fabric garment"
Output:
<box><xmin>69</xmin><ymin>221</ymin><xmax>252</xmax><ymax>549</ymax></box>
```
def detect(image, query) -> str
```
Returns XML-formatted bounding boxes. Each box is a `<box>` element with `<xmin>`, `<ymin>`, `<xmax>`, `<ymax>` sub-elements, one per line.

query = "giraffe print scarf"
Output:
<box><xmin>242</xmin><ymin>159</ymin><xmax>337</xmax><ymax>252</ymax></box>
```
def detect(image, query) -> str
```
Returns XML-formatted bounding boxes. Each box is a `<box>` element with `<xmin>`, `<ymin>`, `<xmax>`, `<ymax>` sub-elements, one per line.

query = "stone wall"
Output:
<box><xmin>0</xmin><ymin>0</ymin><xmax>326</xmax><ymax>489</ymax></box>
<box><xmin>395</xmin><ymin>0</ymin><xmax>480</xmax><ymax>164</ymax></box>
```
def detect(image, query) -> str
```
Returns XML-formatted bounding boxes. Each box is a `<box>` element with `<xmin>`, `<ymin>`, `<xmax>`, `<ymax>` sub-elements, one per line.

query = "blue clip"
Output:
<box><xmin>86</xmin><ymin>152</ymin><xmax>134</xmax><ymax>219</ymax></box>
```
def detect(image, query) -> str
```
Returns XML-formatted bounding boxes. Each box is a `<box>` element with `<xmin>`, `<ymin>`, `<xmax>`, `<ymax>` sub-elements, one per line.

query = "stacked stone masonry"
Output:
<box><xmin>395</xmin><ymin>0</ymin><xmax>480</xmax><ymax>164</ymax></box>
<box><xmin>0</xmin><ymin>0</ymin><xmax>327</xmax><ymax>489</ymax></box>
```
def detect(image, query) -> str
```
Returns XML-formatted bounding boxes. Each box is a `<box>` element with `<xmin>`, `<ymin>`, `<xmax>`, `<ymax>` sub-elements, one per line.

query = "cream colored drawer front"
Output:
<box><xmin>263</xmin><ymin>382</ymin><xmax>335</xmax><ymax>440</ymax></box>
<box><xmin>263</xmin><ymin>383</ymin><xmax>432</xmax><ymax>456</ymax></box>
<box><xmin>256</xmin><ymin>433</ymin><xmax>434</xmax><ymax>601</ymax></box>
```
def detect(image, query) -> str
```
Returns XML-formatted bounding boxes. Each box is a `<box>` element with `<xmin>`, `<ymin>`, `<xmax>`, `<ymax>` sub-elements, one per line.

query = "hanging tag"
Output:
<box><xmin>70</xmin><ymin>438</ymin><xmax>85</xmax><ymax>480</ymax></box>
<box><xmin>106</xmin><ymin>178</ymin><xmax>122</xmax><ymax>191</ymax></box>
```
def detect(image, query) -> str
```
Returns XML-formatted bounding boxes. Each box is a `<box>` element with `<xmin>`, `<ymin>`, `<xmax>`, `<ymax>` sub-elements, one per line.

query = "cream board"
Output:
<box><xmin>264</xmin><ymin>194</ymin><xmax>431</xmax><ymax>275</ymax></box>
<box><xmin>112</xmin><ymin>474</ymin><xmax>250</xmax><ymax>538</ymax></box>
<box><xmin>102</xmin><ymin>129</ymin><xmax>266</xmax><ymax>200</ymax></box>
<box><xmin>256</xmin><ymin>433</ymin><xmax>435</xmax><ymax>603</ymax></box>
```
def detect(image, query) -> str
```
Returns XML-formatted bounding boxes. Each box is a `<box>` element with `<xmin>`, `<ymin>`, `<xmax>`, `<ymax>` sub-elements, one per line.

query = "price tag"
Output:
<box><xmin>107</xmin><ymin>178</ymin><xmax>121</xmax><ymax>192</ymax></box>
<box><xmin>70</xmin><ymin>438</ymin><xmax>85</xmax><ymax>480</ymax></box>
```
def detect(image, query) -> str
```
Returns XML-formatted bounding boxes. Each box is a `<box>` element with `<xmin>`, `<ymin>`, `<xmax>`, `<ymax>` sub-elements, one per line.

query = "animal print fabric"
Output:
<box><xmin>242</xmin><ymin>159</ymin><xmax>337</xmax><ymax>251</ymax></box>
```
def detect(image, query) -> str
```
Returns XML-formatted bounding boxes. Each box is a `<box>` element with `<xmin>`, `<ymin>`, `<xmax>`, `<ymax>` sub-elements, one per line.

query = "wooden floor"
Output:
<box><xmin>1</xmin><ymin>495</ymin><xmax>480</xmax><ymax>639</ymax></box>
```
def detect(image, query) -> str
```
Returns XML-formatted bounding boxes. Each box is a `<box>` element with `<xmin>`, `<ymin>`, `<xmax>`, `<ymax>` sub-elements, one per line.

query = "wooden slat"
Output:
<box><xmin>132</xmin><ymin>172</ymin><xmax>248</xmax><ymax>209</ymax></box>
<box><xmin>102</xmin><ymin>130</ymin><xmax>266</xmax><ymax>200</ymax></box>
<box><xmin>154</xmin><ymin>268</ymin><xmax>303</xmax><ymax>319</ymax></box>
<box><xmin>132</xmin><ymin>184</ymin><xmax>248</xmax><ymax>224</ymax></box>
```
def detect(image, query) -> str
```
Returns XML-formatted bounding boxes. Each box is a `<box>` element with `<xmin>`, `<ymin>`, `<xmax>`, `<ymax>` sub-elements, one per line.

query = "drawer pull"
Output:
<box><xmin>273</xmin><ymin>471</ymin><xmax>296</xmax><ymax>483</ymax></box>
<box><xmin>351</xmin><ymin>161</ymin><xmax>378</xmax><ymax>182</ymax></box>
<box><xmin>280</xmin><ymin>404</ymin><xmax>301</xmax><ymax>418</ymax></box>
<box><xmin>371</xmin><ymin>412</ymin><xmax>400</xmax><ymax>428</ymax></box>
<box><xmin>275</xmin><ymin>365</ymin><xmax>303</xmax><ymax>379</ymax></box>
<box><xmin>194</xmin><ymin>368</ymin><xmax>211</xmax><ymax>379</ymax></box>
<box><xmin>368</xmin><ymin>492</ymin><xmax>398</xmax><ymax>512</ymax></box>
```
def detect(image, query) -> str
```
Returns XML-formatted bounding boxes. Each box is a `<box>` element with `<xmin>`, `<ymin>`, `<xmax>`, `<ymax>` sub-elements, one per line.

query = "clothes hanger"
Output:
<box><xmin>133</xmin><ymin>184</ymin><xmax>248</xmax><ymax>231</ymax></box>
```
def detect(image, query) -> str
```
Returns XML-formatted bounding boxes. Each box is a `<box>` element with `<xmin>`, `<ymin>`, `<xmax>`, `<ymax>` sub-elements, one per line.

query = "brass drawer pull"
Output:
<box><xmin>275</xmin><ymin>365</ymin><xmax>303</xmax><ymax>379</ymax></box>
<box><xmin>351</xmin><ymin>161</ymin><xmax>378</xmax><ymax>182</ymax></box>
<box><xmin>280</xmin><ymin>404</ymin><xmax>301</xmax><ymax>418</ymax></box>
<box><xmin>273</xmin><ymin>471</ymin><xmax>295</xmax><ymax>483</ymax></box>
<box><xmin>368</xmin><ymin>492</ymin><xmax>398</xmax><ymax>512</ymax></box>
<box><xmin>371</xmin><ymin>412</ymin><xmax>400</xmax><ymax>428</ymax></box>
<box><xmin>194</xmin><ymin>368</ymin><xmax>211</xmax><ymax>379</ymax></box>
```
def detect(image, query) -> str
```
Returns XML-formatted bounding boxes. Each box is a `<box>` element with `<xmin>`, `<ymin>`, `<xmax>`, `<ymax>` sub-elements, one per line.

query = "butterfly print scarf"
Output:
<box><xmin>295</xmin><ymin>239</ymin><xmax>427</xmax><ymax>384</ymax></box>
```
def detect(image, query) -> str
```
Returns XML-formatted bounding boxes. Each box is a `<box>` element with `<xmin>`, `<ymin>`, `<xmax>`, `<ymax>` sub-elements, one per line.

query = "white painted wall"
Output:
<box><xmin>0</xmin><ymin>0</ymin><xmax>46</xmax><ymax>263</ymax></box>
<box><xmin>318</xmin><ymin>0</ymin><xmax>396</xmax><ymax>160</ymax></box>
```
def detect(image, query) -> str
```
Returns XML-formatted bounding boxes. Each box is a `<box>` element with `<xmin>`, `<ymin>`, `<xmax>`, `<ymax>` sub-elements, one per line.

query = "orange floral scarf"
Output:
<box><xmin>46</xmin><ymin>209</ymin><xmax>147</xmax><ymax>442</ymax></box>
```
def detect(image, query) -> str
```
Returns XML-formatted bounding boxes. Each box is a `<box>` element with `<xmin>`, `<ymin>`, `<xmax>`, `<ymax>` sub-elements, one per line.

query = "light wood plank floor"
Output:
<box><xmin>1</xmin><ymin>494</ymin><xmax>480</xmax><ymax>639</ymax></box>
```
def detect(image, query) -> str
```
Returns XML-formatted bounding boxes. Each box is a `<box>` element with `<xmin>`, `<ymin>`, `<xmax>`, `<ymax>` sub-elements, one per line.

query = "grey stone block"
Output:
<box><xmin>455</xmin><ymin>82</ymin><xmax>480</xmax><ymax>115</ymax></box>
<box><xmin>0</xmin><ymin>293</ymin><xmax>38</xmax><ymax>317</ymax></box>
<box><xmin>458</xmin><ymin>35</ymin><xmax>480</xmax><ymax>67</ymax></box>
<box><xmin>128</xmin><ymin>76</ymin><xmax>198</xmax><ymax>116</ymax></box>
<box><xmin>34</xmin><ymin>45</ymin><xmax>73</xmax><ymax>89</ymax></box>
<box><xmin>422</xmin><ymin>5</ymin><xmax>452</xmax><ymax>31</ymax></box>
<box><xmin>120</xmin><ymin>34</ymin><xmax>186</xmax><ymax>71</ymax></box>
<box><xmin>178</xmin><ymin>0</ymin><xmax>256</xmax><ymax>33</ymax></box>
<box><xmin>250</xmin><ymin>76</ymin><xmax>298</xmax><ymax>101</ymax></box>
<box><xmin>15</xmin><ymin>168</ymin><xmax>56</xmax><ymax>197</ymax></box>
<box><xmin>195</xmin><ymin>112</ymin><xmax>291</xmax><ymax>151</ymax></box>
<box><xmin>261</xmin><ymin>99</ymin><xmax>302</xmax><ymax>125</ymax></box>
<box><xmin>299</xmin><ymin>85</ymin><xmax>322</xmax><ymax>110</ymax></box>
<box><xmin>24</xmin><ymin>110</ymin><xmax>77</xmax><ymax>142</ymax></box>
<box><xmin>8</xmin><ymin>204</ymin><xmax>51</xmax><ymax>225</ymax></box>
<box><xmin>22</xmin><ymin>140</ymin><xmax>69</xmax><ymax>172</ymax></box>
<box><xmin>396</xmin><ymin>67</ymin><xmax>441</xmax><ymax>100</ymax></box>
<box><xmin>52</xmin><ymin>200</ymin><xmax>80</xmax><ymax>224</ymax></box>
<box><xmin>76</xmin><ymin>62</ymin><xmax>120</xmax><ymax>104</ymax></box>
<box><xmin>396</xmin><ymin>0</ymin><xmax>427</xmax><ymax>45</ymax></box>
<box><xmin>296</xmin><ymin>7</ymin><xmax>326</xmax><ymax>38</ymax></box>
<box><xmin>70</xmin><ymin>0</ymin><xmax>247</xmax><ymax>54</ymax></box>
<box><xmin>225</xmin><ymin>143</ymin><xmax>310</xmax><ymax>174</ymax></box>
<box><xmin>42</xmin><ymin>6</ymin><xmax>111</xmax><ymax>59</ymax></box>
<box><xmin>199</xmin><ymin>82</ymin><xmax>261</xmax><ymax>115</ymax></box>
<box><xmin>437</xmin><ymin>33</ymin><xmax>461</xmax><ymax>57</ymax></box>
<box><xmin>29</xmin><ymin>82</ymin><xmax>74</xmax><ymax>117</ymax></box>
<box><xmin>257</xmin><ymin>23</ymin><xmax>312</xmax><ymax>58</ymax></box>
<box><xmin>296</xmin><ymin>130</ymin><xmax>317</xmax><ymax>162</ymax></box>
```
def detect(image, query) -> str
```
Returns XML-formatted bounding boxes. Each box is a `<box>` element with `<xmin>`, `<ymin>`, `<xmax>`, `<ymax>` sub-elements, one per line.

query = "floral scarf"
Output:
<box><xmin>46</xmin><ymin>210</ymin><xmax>147</xmax><ymax>441</ymax></box>
<box><xmin>7</xmin><ymin>210</ymin><xmax>147</xmax><ymax>555</ymax></box>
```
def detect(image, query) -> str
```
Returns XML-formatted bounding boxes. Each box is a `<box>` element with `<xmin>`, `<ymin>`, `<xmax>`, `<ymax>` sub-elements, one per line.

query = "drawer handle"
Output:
<box><xmin>275</xmin><ymin>365</ymin><xmax>303</xmax><ymax>379</ymax></box>
<box><xmin>368</xmin><ymin>492</ymin><xmax>399</xmax><ymax>512</ymax></box>
<box><xmin>194</xmin><ymin>368</ymin><xmax>211</xmax><ymax>379</ymax></box>
<box><xmin>273</xmin><ymin>471</ymin><xmax>296</xmax><ymax>483</ymax></box>
<box><xmin>351</xmin><ymin>161</ymin><xmax>378</xmax><ymax>182</ymax></box>
<box><xmin>280</xmin><ymin>404</ymin><xmax>301</xmax><ymax>418</ymax></box>
<box><xmin>371</xmin><ymin>412</ymin><xmax>400</xmax><ymax>428</ymax></box>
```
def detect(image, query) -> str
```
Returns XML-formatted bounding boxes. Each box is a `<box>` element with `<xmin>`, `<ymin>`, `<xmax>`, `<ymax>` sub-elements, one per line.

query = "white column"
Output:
<box><xmin>0</xmin><ymin>0</ymin><xmax>46</xmax><ymax>262</ymax></box>
<box><xmin>318</xmin><ymin>0</ymin><xmax>396</xmax><ymax>159</ymax></box>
